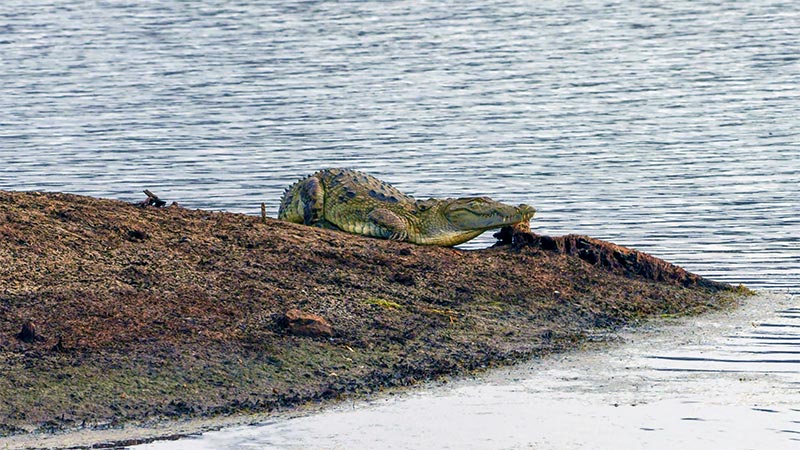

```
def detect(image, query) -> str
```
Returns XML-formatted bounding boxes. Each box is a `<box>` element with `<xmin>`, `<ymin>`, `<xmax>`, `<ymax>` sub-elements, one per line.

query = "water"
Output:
<box><xmin>1</xmin><ymin>0</ymin><xmax>798</xmax><ymax>448</ymax></box>
<box><xmin>2</xmin><ymin>0</ymin><xmax>798</xmax><ymax>289</ymax></box>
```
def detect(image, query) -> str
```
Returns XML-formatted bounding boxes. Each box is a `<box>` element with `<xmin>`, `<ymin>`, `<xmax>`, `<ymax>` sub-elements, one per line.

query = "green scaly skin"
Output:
<box><xmin>278</xmin><ymin>168</ymin><xmax>536</xmax><ymax>246</ymax></box>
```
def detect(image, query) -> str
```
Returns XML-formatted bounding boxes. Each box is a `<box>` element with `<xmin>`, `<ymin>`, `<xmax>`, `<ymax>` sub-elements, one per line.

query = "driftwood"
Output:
<box><xmin>494</xmin><ymin>225</ymin><xmax>729</xmax><ymax>290</ymax></box>
<box><xmin>138</xmin><ymin>190</ymin><xmax>167</xmax><ymax>208</ymax></box>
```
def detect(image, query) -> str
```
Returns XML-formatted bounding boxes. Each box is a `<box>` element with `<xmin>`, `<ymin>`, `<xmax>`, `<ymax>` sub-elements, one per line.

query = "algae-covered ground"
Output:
<box><xmin>0</xmin><ymin>190</ymin><xmax>742</xmax><ymax>446</ymax></box>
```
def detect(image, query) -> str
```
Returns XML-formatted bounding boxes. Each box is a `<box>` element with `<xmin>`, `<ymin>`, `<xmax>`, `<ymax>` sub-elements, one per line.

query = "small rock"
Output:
<box><xmin>127</xmin><ymin>229</ymin><xmax>148</xmax><ymax>241</ymax></box>
<box><xmin>389</xmin><ymin>272</ymin><xmax>415</xmax><ymax>286</ymax></box>
<box><xmin>277</xmin><ymin>309</ymin><xmax>334</xmax><ymax>338</ymax></box>
<box><xmin>51</xmin><ymin>337</ymin><xmax>68</xmax><ymax>353</ymax></box>
<box><xmin>492</xmin><ymin>223</ymin><xmax>536</xmax><ymax>249</ymax></box>
<box><xmin>17</xmin><ymin>321</ymin><xmax>38</xmax><ymax>343</ymax></box>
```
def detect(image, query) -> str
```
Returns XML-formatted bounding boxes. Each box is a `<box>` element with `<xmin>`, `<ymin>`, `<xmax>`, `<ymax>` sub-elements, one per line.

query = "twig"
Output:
<box><xmin>139</xmin><ymin>190</ymin><xmax>167</xmax><ymax>208</ymax></box>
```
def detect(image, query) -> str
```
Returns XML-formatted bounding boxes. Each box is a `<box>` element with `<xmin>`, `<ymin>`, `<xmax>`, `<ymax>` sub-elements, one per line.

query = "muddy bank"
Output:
<box><xmin>0</xmin><ymin>191</ymin><xmax>742</xmax><ymax>443</ymax></box>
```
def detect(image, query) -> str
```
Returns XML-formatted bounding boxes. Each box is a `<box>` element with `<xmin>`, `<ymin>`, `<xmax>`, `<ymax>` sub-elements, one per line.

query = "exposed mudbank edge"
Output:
<box><xmin>0</xmin><ymin>191</ymin><xmax>751</xmax><ymax>449</ymax></box>
<box><xmin>0</xmin><ymin>408</ymin><xmax>299</xmax><ymax>450</ymax></box>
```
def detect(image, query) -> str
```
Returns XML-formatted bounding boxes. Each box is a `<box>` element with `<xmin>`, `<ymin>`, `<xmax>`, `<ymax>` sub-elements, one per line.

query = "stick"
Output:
<box><xmin>140</xmin><ymin>190</ymin><xmax>167</xmax><ymax>208</ymax></box>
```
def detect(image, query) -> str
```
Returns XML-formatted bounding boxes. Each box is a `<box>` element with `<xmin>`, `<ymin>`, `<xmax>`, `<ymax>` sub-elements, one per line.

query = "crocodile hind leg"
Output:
<box><xmin>300</xmin><ymin>176</ymin><xmax>325</xmax><ymax>225</ymax></box>
<box><xmin>312</xmin><ymin>219</ymin><xmax>340</xmax><ymax>230</ymax></box>
<box><xmin>368</xmin><ymin>208</ymin><xmax>409</xmax><ymax>241</ymax></box>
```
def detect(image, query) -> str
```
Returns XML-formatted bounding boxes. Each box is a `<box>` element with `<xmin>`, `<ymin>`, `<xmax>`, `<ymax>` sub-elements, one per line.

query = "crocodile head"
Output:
<box><xmin>414</xmin><ymin>197</ymin><xmax>535</xmax><ymax>246</ymax></box>
<box><xmin>443</xmin><ymin>197</ymin><xmax>535</xmax><ymax>230</ymax></box>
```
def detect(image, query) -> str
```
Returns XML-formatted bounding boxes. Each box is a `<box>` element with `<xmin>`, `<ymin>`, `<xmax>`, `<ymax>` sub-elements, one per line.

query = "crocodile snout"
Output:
<box><xmin>517</xmin><ymin>204</ymin><xmax>536</xmax><ymax>221</ymax></box>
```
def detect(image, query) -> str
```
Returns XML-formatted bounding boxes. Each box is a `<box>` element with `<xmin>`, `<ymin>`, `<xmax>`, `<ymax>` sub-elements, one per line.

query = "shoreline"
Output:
<box><xmin>9</xmin><ymin>291</ymin><xmax>787</xmax><ymax>450</ymax></box>
<box><xmin>0</xmin><ymin>190</ymin><xmax>745</xmax><ymax>448</ymax></box>
<box><xmin>170</xmin><ymin>290</ymin><xmax>790</xmax><ymax>450</ymax></box>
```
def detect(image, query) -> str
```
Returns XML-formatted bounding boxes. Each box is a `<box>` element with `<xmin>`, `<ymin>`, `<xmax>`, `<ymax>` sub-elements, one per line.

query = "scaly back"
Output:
<box><xmin>278</xmin><ymin>168</ymin><xmax>417</xmax><ymax>225</ymax></box>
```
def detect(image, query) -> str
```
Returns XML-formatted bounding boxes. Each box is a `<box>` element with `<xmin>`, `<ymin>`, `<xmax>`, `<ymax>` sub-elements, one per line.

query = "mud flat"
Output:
<box><xmin>0</xmin><ymin>191</ymin><xmax>743</xmax><ymax>448</ymax></box>
<box><xmin>133</xmin><ymin>291</ymin><xmax>798</xmax><ymax>450</ymax></box>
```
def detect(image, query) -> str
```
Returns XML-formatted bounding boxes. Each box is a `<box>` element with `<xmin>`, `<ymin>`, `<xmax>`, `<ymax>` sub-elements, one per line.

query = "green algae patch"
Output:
<box><xmin>0</xmin><ymin>190</ymin><xmax>740</xmax><ymax>440</ymax></box>
<box><xmin>365</xmin><ymin>298</ymin><xmax>404</xmax><ymax>310</ymax></box>
<box><xmin>733</xmin><ymin>283</ymin><xmax>757</xmax><ymax>296</ymax></box>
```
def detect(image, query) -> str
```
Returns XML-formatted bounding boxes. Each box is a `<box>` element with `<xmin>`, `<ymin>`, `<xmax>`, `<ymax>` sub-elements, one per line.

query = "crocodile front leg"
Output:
<box><xmin>368</xmin><ymin>208</ymin><xmax>409</xmax><ymax>241</ymax></box>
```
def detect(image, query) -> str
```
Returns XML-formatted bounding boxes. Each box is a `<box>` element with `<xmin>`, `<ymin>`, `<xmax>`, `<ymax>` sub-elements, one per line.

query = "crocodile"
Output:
<box><xmin>278</xmin><ymin>168</ymin><xmax>535</xmax><ymax>246</ymax></box>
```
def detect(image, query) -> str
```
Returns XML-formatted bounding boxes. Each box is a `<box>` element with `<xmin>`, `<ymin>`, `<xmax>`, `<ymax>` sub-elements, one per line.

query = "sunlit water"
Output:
<box><xmin>1</xmin><ymin>0</ymin><xmax>798</xmax><ymax>448</ymax></box>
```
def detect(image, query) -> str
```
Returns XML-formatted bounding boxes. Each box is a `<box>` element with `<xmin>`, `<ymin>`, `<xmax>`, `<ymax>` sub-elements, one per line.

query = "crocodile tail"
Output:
<box><xmin>278</xmin><ymin>180</ymin><xmax>303</xmax><ymax>222</ymax></box>
<box><xmin>278</xmin><ymin>173</ymin><xmax>325</xmax><ymax>224</ymax></box>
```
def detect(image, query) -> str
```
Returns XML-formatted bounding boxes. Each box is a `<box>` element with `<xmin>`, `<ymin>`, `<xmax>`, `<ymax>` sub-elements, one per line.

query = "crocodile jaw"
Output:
<box><xmin>408</xmin><ymin>229</ymin><xmax>488</xmax><ymax>246</ymax></box>
<box><xmin>444</xmin><ymin>198</ymin><xmax>534</xmax><ymax>229</ymax></box>
<box><xmin>411</xmin><ymin>201</ymin><xmax>535</xmax><ymax>246</ymax></box>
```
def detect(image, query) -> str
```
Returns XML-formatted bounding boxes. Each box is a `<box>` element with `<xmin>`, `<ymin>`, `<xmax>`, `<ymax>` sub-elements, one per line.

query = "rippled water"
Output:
<box><xmin>2</xmin><ymin>0</ymin><xmax>798</xmax><ymax>291</ymax></box>
<box><xmin>1</xmin><ymin>0</ymin><xmax>798</xmax><ymax>448</ymax></box>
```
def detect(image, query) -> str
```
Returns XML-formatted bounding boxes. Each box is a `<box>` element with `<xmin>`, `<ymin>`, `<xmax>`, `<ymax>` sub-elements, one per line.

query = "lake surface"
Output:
<box><xmin>1</xmin><ymin>0</ymin><xmax>798</xmax><ymax>448</ymax></box>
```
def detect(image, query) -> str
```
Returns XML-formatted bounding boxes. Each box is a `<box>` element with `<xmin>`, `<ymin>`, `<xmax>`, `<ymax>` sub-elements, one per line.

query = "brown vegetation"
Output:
<box><xmin>0</xmin><ymin>190</ymin><xmax>736</xmax><ymax>439</ymax></box>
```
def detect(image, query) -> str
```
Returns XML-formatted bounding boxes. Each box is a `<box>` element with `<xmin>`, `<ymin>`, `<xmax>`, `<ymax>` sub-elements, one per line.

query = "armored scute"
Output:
<box><xmin>278</xmin><ymin>169</ymin><xmax>535</xmax><ymax>247</ymax></box>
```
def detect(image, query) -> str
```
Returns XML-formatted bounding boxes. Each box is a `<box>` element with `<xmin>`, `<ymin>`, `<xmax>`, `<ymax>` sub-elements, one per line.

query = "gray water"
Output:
<box><xmin>1</xmin><ymin>0</ymin><xmax>798</xmax><ymax>448</ymax></box>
